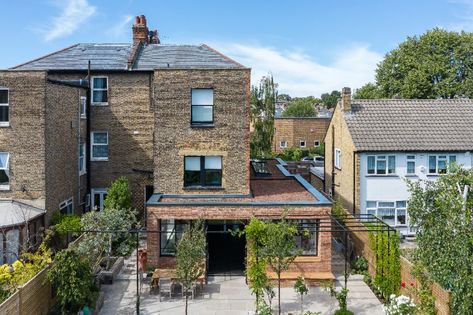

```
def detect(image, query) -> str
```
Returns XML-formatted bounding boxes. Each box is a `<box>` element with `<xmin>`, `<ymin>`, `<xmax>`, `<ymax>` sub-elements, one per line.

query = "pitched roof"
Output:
<box><xmin>0</xmin><ymin>199</ymin><xmax>45</xmax><ymax>228</ymax></box>
<box><xmin>11</xmin><ymin>43</ymin><xmax>245</xmax><ymax>71</ymax></box>
<box><xmin>345</xmin><ymin>99</ymin><xmax>473</xmax><ymax>151</ymax></box>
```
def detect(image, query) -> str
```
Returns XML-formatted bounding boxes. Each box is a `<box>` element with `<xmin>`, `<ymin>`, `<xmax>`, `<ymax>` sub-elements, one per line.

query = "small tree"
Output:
<box><xmin>262</xmin><ymin>217</ymin><xmax>301</xmax><ymax>315</ymax></box>
<box><xmin>104</xmin><ymin>176</ymin><xmax>132</xmax><ymax>210</ymax></box>
<box><xmin>47</xmin><ymin>249</ymin><xmax>97</xmax><ymax>314</ymax></box>
<box><xmin>176</xmin><ymin>221</ymin><xmax>206</xmax><ymax>315</ymax></box>
<box><xmin>294</xmin><ymin>276</ymin><xmax>309</xmax><ymax>314</ymax></box>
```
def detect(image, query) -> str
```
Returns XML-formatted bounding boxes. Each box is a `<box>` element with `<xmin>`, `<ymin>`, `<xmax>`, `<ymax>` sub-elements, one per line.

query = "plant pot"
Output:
<box><xmin>97</xmin><ymin>256</ymin><xmax>124</xmax><ymax>284</ymax></box>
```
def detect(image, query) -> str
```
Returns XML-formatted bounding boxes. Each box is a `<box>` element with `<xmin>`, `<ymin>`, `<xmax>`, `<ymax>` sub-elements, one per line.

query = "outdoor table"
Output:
<box><xmin>151</xmin><ymin>268</ymin><xmax>205</xmax><ymax>293</ymax></box>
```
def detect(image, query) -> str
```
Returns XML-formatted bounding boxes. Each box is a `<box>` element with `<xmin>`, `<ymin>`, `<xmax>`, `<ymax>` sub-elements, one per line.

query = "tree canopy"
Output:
<box><xmin>320</xmin><ymin>90</ymin><xmax>341</xmax><ymax>108</ymax></box>
<box><xmin>407</xmin><ymin>165</ymin><xmax>473</xmax><ymax>313</ymax></box>
<box><xmin>250</xmin><ymin>75</ymin><xmax>277</xmax><ymax>157</ymax></box>
<box><xmin>281</xmin><ymin>98</ymin><xmax>316</xmax><ymax>117</ymax></box>
<box><xmin>359</xmin><ymin>28</ymin><xmax>473</xmax><ymax>99</ymax></box>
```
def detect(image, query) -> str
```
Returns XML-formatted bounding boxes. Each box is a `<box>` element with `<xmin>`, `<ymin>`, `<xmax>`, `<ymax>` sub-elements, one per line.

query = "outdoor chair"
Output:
<box><xmin>181</xmin><ymin>282</ymin><xmax>198</xmax><ymax>300</ymax></box>
<box><xmin>159</xmin><ymin>278</ymin><xmax>173</xmax><ymax>301</ymax></box>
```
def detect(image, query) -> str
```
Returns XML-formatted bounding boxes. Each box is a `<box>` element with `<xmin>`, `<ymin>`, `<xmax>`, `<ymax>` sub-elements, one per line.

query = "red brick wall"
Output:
<box><xmin>146</xmin><ymin>205</ymin><xmax>332</xmax><ymax>277</ymax></box>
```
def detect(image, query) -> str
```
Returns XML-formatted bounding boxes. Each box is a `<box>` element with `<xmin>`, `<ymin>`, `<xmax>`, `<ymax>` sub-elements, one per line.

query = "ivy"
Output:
<box><xmin>368</xmin><ymin>226</ymin><xmax>401</xmax><ymax>300</ymax></box>
<box><xmin>407</xmin><ymin>165</ymin><xmax>473</xmax><ymax>314</ymax></box>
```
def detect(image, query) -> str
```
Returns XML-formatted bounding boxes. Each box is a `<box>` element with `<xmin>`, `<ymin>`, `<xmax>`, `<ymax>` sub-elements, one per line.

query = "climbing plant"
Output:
<box><xmin>368</xmin><ymin>225</ymin><xmax>401</xmax><ymax>300</ymax></box>
<box><xmin>407</xmin><ymin>165</ymin><xmax>473</xmax><ymax>314</ymax></box>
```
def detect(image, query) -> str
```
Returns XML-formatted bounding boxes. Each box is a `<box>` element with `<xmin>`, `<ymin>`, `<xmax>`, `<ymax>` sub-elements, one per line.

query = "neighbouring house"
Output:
<box><xmin>273</xmin><ymin>117</ymin><xmax>330</xmax><ymax>153</ymax></box>
<box><xmin>0</xmin><ymin>15</ymin><xmax>334</xmax><ymax>280</ymax></box>
<box><xmin>324</xmin><ymin>87</ymin><xmax>473</xmax><ymax>235</ymax></box>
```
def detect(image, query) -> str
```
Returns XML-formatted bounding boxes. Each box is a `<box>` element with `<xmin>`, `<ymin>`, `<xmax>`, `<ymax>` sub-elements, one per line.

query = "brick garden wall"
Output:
<box><xmin>344</xmin><ymin>212</ymin><xmax>451</xmax><ymax>314</ymax></box>
<box><xmin>0</xmin><ymin>267</ymin><xmax>52</xmax><ymax>315</ymax></box>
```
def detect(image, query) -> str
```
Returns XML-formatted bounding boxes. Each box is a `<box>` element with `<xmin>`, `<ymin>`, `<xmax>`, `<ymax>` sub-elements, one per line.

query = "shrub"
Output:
<box><xmin>103</xmin><ymin>176</ymin><xmax>132</xmax><ymax>210</ymax></box>
<box><xmin>351</xmin><ymin>256</ymin><xmax>368</xmax><ymax>275</ymax></box>
<box><xmin>47</xmin><ymin>249</ymin><xmax>97</xmax><ymax>314</ymax></box>
<box><xmin>384</xmin><ymin>294</ymin><xmax>416</xmax><ymax>315</ymax></box>
<box><xmin>51</xmin><ymin>213</ymin><xmax>82</xmax><ymax>237</ymax></box>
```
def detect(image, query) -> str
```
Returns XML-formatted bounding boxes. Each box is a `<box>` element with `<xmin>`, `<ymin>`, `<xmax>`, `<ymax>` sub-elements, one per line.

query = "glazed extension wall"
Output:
<box><xmin>146</xmin><ymin>205</ymin><xmax>332</xmax><ymax>280</ymax></box>
<box><xmin>153</xmin><ymin>69</ymin><xmax>251</xmax><ymax>196</ymax></box>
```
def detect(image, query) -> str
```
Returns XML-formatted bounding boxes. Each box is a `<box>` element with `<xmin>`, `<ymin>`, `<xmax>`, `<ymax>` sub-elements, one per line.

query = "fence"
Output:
<box><xmin>0</xmin><ymin>267</ymin><xmax>52</xmax><ymax>315</ymax></box>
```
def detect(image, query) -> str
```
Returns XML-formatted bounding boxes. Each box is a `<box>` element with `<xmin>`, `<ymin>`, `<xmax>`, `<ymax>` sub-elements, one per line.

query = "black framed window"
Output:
<box><xmin>0</xmin><ymin>89</ymin><xmax>9</xmax><ymax>126</ymax></box>
<box><xmin>191</xmin><ymin>89</ymin><xmax>214</xmax><ymax>124</ymax></box>
<box><xmin>184</xmin><ymin>156</ymin><xmax>222</xmax><ymax>187</ymax></box>
<box><xmin>160</xmin><ymin>219</ymin><xmax>189</xmax><ymax>256</ymax></box>
<box><xmin>294</xmin><ymin>219</ymin><xmax>319</xmax><ymax>256</ymax></box>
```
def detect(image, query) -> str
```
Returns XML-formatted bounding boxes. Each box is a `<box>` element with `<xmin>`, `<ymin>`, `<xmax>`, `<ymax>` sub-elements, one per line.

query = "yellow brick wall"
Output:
<box><xmin>324</xmin><ymin>103</ymin><xmax>359</xmax><ymax>212</ymax></box>
<box><xmin>273</xmin><ymin>118</ymin><xmax>330</xmax><ymax>153</ymax></box>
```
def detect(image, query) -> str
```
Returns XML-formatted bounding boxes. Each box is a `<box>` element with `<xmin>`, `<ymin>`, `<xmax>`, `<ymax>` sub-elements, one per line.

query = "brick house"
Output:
<box><xmin>324</xmin><ymin>87</ymin><xmax>473</xmax><ymax>235</ymax></box>
<box><xmin>0</xmin><ymin>16</ymin><xmax>334</xmax><ymax>279</ymax></box>
<box><xmin>273</xmin><ymin>117</ymin><xmax>330</xmax><ymax>153</ymax></box>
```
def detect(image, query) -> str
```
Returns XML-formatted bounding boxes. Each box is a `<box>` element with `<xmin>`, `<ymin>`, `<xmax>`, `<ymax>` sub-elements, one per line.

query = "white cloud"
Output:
<box><xmin>106</xmin><ymin>15</ymin><xmax>133</xmax><ymax>38</ymax></box>
<box><xmin>43</xmin><ymin>0</ymin><xmax>96</xmax><ymax>41</ymax></box>
<box><xmin>213</xmin><ymin>43</ymin><xmax>382</xmax><ymax>97</ymax></box>
<box><xmin>448</xmin><ymin>0</ymin><xmax>473</xmax><ymax>31</ymax></box>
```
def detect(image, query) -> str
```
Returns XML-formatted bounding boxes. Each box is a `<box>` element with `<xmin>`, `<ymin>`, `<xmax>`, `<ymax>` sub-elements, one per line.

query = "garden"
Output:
<box><xmin>0</xmin><ymin>176</ymin><xmax>139</xmax><ymax>315</ymax></box>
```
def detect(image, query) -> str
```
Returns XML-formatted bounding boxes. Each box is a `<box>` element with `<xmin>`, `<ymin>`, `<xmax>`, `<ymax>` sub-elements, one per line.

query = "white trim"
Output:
<box><xmin>299</xmin><ymin>139</ymin><xmax>306</xmax><ymax>148</ymax></box>
<box><xmin>91</xmin><ymin>131</ymin><xmax>109</xmax><ymax>161</ymax></box>
<box><xmin>366</xmin><ymin>200</ymin><xmax>407</xmax><ymax>227</ymax></box>
<box><xmin>79</xmin><ymin>143</ymin><xmax>86</xmax><ymax>175</ymax></box>
<box><xmin>59</xmin><ymin>197</ymin><xmax>74</xmax><ymax>214</ymax></box>
<box><xmin>91</xmin><ymin>188</ymin><xmax>108</xmax><ymax>211</ymax></box>
<box><xmin>279</xmin><ymin>140</ymin><xmax>287</xmax><ymax>149</ymax></box>
<box><xmin>80</xmin><ymin>96</ymin><xmax>87</xmax><ymax>119</ymax></box>
<box><xmin>334</xmin><ymin>148</ymin><xmax>341</xmax><ymax>169</ymax></box>
<box><xmin>0</xmin><ymin>88</ymin><xmax>9</xmax><ymax>127</ymax></box>
<box><xmin>0</xmin><ymin>152</ymin><xmax>10</xmax><ymax>190</ymax></box>
<box><xmin>91</xmin><ymin>76</ymin><xmax>108</xmax><ymax>106</ymax></box>
<box><xmin>314</xmin><ymin>140</ymin><xmax>320</xmax><ymax>147</ymax></box>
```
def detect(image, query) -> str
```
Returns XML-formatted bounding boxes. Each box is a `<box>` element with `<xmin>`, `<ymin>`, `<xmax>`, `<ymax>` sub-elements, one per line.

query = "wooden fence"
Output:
<box><xmin>0</xmin><ymin>267</ymin><xmax>52</xmax><ymax>315</ymax></box>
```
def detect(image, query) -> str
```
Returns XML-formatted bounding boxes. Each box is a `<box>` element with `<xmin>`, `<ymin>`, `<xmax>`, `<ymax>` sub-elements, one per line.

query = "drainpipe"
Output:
<box><xmin>86</xmin><ymin>61</ymin><xmax>92</xmax><ymax>211</ymax></box>
<box><xmin>331</xmin><ymin>125</ymin><xmax>336</xmax><ymax>199</ymax></box>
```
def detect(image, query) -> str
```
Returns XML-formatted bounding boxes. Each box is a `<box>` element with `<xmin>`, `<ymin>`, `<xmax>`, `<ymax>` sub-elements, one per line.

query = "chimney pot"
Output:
<box><xmin>132</xmin><ymin>15</ymin><xmax>149</xmax><ymax>44</ymax></box>
<box><xmin>140</xmin><ymin>15</ymin><xmax>146</xmax><ymax>25</ymax></box>
<box><xmin>341</xmin><ymin>87</ymin><xmax>352</xmax><ymax>112</ymax></box>
<box><xmin>134</xmin><ymin>16</ymin><xmax>140</xmax><ymax>25</ymax></box>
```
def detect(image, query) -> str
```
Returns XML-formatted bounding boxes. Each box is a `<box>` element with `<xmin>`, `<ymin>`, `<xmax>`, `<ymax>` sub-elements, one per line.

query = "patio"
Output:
<box><xmin>99</xmin><ymin>249</ymin><xmax>385</xmax><ymax>315</ymax></box>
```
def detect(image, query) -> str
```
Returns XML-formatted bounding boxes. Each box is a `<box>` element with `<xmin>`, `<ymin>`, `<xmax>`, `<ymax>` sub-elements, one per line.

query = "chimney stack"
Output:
<box><xmin>132</xmin><ymin>15</ymin><xmax>148</xmax><ymax>44</ymax></box>
<box><xmin>341</xmin><ymin>87</ymin><xmax>351</xmax><ymax>112</ymax></box>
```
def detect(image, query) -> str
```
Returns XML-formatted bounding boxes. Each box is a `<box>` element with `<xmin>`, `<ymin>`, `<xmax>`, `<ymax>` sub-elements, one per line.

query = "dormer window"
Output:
<box><xmin>191</xmin><ymin>89</ymin><xmax>214</xmax><ymax>125</ymax></box>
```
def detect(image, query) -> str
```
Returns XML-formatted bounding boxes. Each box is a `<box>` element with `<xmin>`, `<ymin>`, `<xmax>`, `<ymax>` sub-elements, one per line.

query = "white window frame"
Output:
<box><xmin>0</xmin><ymin>88</ymin><xmax>9</xmax><ymax>127</ymax></box>
<box><xmin>91</xmin><ymin>131</ymin><xmax>109</xmax><ymax>161</ymax></box>
<box><xmin>406</xmin><ymin>155</ymin><xmax>416</xmax><ymax>175</ymax></box>
<box><xmin>366</xmin><ymin>200</ymin><xmax>407</xmax><ymax>227</ymax></box>
<box><xmin>299</xmin><ymin>140</ymin><xmax>306</xmax><ymax>148</ymax></box>
<box><xmin>80</xmin><ymin>96</ymin><xmax>86</xmax><ymax>119</ymax></box>
<box><xmin>91</xmin><ymin>76</ymin><xmax>108</xmax><ymax>106</ymax></box>
<box><xmin>279</xmin><ymin>140</ymin><xmax>287</xmax><ymax>149</ymax></box>
<box><xmin>91</xmin><ymin>188</ymin><xmax>108</xmax><ymax>211</ymax></box>
<box><xmin>0</xmin><ymin>152</ymin><xmax>10</xmax><ymax>190</ymax></box>
<box><xmin>59</xmin><ymin>197</ymin><xmax>74</xmax><ymax>215</ymax></box>
<box><xmin>314</xmin><ymin>140</ymin><xmax>320</xmax><ymax>147</ymax></box>
<box><xmin>428</xmin><ymin>155</ymin><xmax>456</xmax><ymax>175</ymax></box>
<box><xmin>367</xmin><ymin>155</ymin><xmax>396</xmax><ymax>175</ymax></box>
<box><xmin>334</xmin><ymin>148</ymin><xmax>341</xmax><ymax>169</ymax></box>
<box><xmin>79</xmin><ymin>143</ymin><xmax>86</xmax><ymax>175</ymax></box>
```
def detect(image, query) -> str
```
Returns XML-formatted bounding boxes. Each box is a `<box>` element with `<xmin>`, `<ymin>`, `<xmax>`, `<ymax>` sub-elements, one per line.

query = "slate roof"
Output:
<box><xmin>11</xmin><ymin>43</ymin><xmax>245</xmax><ymax>71</ymax></box>
<box><xmin>345</xmin><ymin>99</ymin><xmax>473</xmax><ymax>151</ymax></box>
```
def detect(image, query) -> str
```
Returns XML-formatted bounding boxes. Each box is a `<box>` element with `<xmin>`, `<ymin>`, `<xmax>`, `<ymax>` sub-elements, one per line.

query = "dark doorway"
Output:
<box><xmin>206</xmin><ymin>221</ymin><xmax>246</xmax><ymax>275</ymax></box>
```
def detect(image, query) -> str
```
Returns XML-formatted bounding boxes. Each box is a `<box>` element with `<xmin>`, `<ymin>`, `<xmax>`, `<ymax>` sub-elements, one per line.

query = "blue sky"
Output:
<box><xmin>1</xmin><ymin>0</ymin><xmax>473</xmax><ymax>96</ymax></box>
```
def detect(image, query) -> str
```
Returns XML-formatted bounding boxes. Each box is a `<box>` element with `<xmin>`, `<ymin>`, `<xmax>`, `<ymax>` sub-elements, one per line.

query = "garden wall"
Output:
<box><xmin>0</xmin><ymin>267</ymin><xmax>52</xmax><ymax>315</ymax></box>
<box><xmin>399</xmin><ymin>256</ymin><xmax>451</xmax><ymax>315</ymax></box>
<box><xmin>345</xmin><ymin>215</ymin><xmax>451</xmax><ymax>314</ymax></box>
